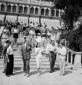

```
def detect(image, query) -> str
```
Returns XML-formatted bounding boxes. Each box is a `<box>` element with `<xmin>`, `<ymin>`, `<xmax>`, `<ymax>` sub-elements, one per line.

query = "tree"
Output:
<box><xmin>54</xmin><ymin>0</ymin><xmax>82</xmax><ymax>51</ymax></box>
<box><xmin>55</xmin><ymin>0</ymin><xmax>82</xmax><ymax>29</ymax></box>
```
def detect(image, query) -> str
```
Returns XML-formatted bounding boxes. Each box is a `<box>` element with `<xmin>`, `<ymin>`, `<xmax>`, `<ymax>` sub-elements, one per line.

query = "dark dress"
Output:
<box><xmin>6</xmin><ymin>55</ymin><xmax>14</xmax><ymax>75</ymax></box>
<box><xmin>5</xmin><ymin>46</ymin><xmax>14</xmax><ymax>76</ymax></box>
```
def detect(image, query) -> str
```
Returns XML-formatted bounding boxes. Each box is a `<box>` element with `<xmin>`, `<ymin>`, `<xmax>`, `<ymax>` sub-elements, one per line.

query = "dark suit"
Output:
<box><xmin>21</xmin><ymin>40</ymin><xmax>32</xmax><ymax>74</ymax></box>
<box><xmin>49</xmin><ymin>51</ymin><xmax>56</xmax><ymax>72</ymax></box>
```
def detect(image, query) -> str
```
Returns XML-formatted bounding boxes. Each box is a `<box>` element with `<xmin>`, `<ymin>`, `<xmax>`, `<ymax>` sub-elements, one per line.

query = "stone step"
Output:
<box><xmin>14</xmin><ymin>57</ymin><xmax>49</xmax><ymax>60</ymax></box>
<box><xmin>0</xmin><ymin>61</ymin><xmax>49</xmax><ymax>66</ymax></box>
<box><xmin>0</xmin><ymin>64</ymin><xmax>50</xmax><ymax>70</ymax></box>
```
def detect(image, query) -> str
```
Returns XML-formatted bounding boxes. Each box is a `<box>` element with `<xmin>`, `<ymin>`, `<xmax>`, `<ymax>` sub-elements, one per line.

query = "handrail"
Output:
<box><xmin>66</xmin><ymin>47</ymin><xmax>82</xmax><ymax>54</ymax></box>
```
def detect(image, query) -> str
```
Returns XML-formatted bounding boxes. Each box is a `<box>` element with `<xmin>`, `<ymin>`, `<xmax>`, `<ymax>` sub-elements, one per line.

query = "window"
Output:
<box><xmin>24</xmin><ymin>6</ymin><xmax>28</xmax><ymax>14</ymax></box>
<box><xmin>12</xmin><ymin>5</ymin><xmax>16</xmax><ymax>13</ymax></box>
<box><xmin>19</xmin><ymin>6</ymin><xmax>23</xmax><ymax>13</ymax></box>
<box><xmin>35</xmin><ymin>8</ymin><xmax>38</xmax><ymax>15</ymax></box>
<box><xmin>7</xmin><ymin>5</ymin><xmax>11</xmax><ymax>12</ymax></box>
<box><xmin>45</xmin><ymin>9</ymin><xmax>49</xmax><ymax>16</ymax></box>
<box><xmin>1</xmin><ymin>4</ymin><xmax>5</xmax><ymax>12</ymax></box>
<box><xmin>30</xmin><ymin>7</ymin><xmax>34</xmax><ymax>14</ymax></box>
<box><xmin>56</xmin><ymin>9</ymin><xmax>59</xmax><ymax>17</ymax></box>
<box><xmin>41</xmin><ymin>8</ymin><xmax>44</xmax><ymax>15</ymax></box>
<box><xmin>51</xmin><ymin>9</ymin><xmax>55</xmax><ymax>16</ymax></box>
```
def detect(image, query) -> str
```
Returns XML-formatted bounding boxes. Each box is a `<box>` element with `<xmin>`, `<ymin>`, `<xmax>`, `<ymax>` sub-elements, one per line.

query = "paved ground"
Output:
<box><xmin>0</xmin><ymin>68</ymin><xmax>82</xmax><ymax>85</ymax></box>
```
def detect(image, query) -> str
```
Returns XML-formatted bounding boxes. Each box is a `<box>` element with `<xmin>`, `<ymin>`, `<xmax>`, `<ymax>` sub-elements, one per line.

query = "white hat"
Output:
<box><xmin>29</xmin><ymin>30</ymin><xmax>35</xmax><ymax>35</ymax></box>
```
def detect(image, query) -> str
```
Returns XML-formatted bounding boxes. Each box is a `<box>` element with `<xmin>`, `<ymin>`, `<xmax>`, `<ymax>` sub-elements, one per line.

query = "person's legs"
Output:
<box><xmin>10</xmin><ymin>55</ymin><xmax>14</xmax><ymax>74</ymax></box>
<box><xmin>23</xmin><ymin>60</ymin><xmax>26</xmax><ymax>72</ymax></box>
<box><xmin>36</xmin><ymin>56</ymin><xmax>40</xmax><ymax>73</ymax></box>
<box><xmin>52</xmin><ymin>53</ymin><xmax>56</xmax><ymax>71</ymax></box>
<box><xmin>60</xmin><ymin>57</ymin><xmax>65</xmax><ymax>75</ymax></box>
<box><xmin>26</xmin><ymin>60</ymin><xmax>30</xmax><ymax>76</ymax></box>
<box><xmin>49</xmin><ymin>53</ymin><xmax>53</xmax><ymax>73</ymax></box>
<box><xmin>3</xmin><ymin>55</ymin><xmax>7</xmax><ymax>73</ymax></box>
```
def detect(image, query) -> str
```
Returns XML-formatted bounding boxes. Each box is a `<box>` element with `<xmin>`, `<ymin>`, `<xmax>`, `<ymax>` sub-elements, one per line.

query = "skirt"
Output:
<box><xmin>13</xmin><ymin>33</ymin><xmax>18</xmax><ymax>39</ymax></box>
<box><xmin>5</xmin><ymin>55</ymin><xmax>14</xmax><ymax>75</ymax></box>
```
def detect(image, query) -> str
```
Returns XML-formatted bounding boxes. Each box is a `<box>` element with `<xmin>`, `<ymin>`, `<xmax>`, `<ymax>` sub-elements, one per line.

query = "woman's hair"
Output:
<box><xmin>60</xmin><ymin>39</ymin><xmax>65</xmax><ymax>46</ymax></box>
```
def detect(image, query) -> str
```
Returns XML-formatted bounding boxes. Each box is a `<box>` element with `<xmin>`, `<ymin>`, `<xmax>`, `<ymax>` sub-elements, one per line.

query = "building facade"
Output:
<box><xmin>0</xmin><ymin>0</ymin><xmax>62</xmax><ymax>28</ymax></box>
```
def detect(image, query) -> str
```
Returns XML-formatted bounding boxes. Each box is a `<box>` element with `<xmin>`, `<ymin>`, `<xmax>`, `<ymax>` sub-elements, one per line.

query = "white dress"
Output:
<box><xmin>35</xmin><ymin>47</ymin><xmax>43</xmax><ymax>68</ymax></box>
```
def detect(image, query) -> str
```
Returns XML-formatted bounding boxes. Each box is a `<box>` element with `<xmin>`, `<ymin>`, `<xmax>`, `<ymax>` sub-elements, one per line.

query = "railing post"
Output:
<box><xmin>66</xmin><ymin>51</ymin><xmax>69</xmax><ymax>64</ymax></box>
<box><xmin>71</xmin><ymin>53</ymin><xmax>73</xmax><ymax>65</ymax></box>
<box><xmin>74</xmin><ymin>52</ymin><xmax>81</xmax><ymax>69</ymax></box>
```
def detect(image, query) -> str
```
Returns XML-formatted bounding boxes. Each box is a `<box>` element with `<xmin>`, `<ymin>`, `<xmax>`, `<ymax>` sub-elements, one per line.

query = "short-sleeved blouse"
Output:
<box><xmin>7</xmin><ymin>45</ymin><xmax>13</xmax><ymax>55</ymax></box>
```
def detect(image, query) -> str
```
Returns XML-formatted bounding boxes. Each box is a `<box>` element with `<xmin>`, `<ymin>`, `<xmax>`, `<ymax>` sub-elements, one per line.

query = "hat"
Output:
<box><xmin>6</xmin><ymin>39</ymin><xmax>10</xmax><ymax>43</ymax></box>
<box><xmin>29</xmin><ymin>30</ymin><xmax>35</xmax><ymax>35</ymax></box>
<box><xmin>24</xmin><ymin>36</ymin><xmax>27</xmax><ymax>39</ymax></box>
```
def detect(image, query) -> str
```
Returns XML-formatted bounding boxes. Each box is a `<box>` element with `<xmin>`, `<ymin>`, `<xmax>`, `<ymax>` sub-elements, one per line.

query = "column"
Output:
<box><xmin>4</xmin><ymin>3</ymin><xmax>7</xmax><ymax>12</ymax></box>
<box><xmin>11</xmin><ymin>4</ymin><xmax>13</xmax><ymax>13</ymax></box>
<box><xmin>10</xmin><ymin>4</ymin><xmax>14</xmax><ymax>13</ymax></box>
<box><xmin>22</xmin><ymin>5</ymin><xmax>25</xmax><ymax>14</ymax></box>
<box><xmin>28</xmin><ymin>5</ymin><xmax>30</xmax><ymax>15</ymax></box>
<box><xmin>0</xmin><ymin>3</ymin><xmax>2</xmax><ymax>11</ymax></box>
<box><xmin>44</xmin><ymin>7</ymin><xmax>46</xmax><ymax>16</ymax></box>
<box><xmin>49</xmin><ymin>8</ymin><xmax>51</xmax><ymax>17</ymax></box>
<box><xmin>16</xmin><ymin>4</ymin><xmax>19</xmax><ymax>22</ymax></box>
<box><xmin>55</xmin><ymin>9</ymin><xmax>56</xmax><ymax>17</ymax></box>
<box><xmin>4</xmin><ymin>3</ymin><xmax>7</xmax><ymax>22</ymax></box>
<box><xmin>59</xmin><ymin>9</ymin><xmax>61</xmax><ymax>17</ymax></box>
<box><xmin>28</xmin><ymin>5</ymin><xmax>30</xmax><ymax>26</ymax></box>
<box><xmin>39</xmin><ymin>6</ymin><xmax>41</xmax><ymax>26</ymax></box>
<box><xmin>34</xmin><ymin>6</ymin><xmax>36</xmax><ymax>15</ymax></box>
<box><xmin>16</xmin><ymin>4</ymin><xmax>19</xmax><ymax>14</ymax></box>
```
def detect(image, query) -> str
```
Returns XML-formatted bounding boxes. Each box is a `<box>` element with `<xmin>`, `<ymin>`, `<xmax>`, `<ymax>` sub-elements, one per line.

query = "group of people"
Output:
<box><xmin>1</xmin><ymin>20</ymin><xmax>67</xmax><ymax>77</ymax></box>
<box><xmin>21</xmin><ymin>32</ymin><xmax>67</xmax><ymax>77</ymax></box>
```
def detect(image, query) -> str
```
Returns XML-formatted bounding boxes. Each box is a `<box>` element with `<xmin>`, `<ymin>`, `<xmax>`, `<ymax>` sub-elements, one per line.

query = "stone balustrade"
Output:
<box><xmin>66</xmin><ymin>47</ymin><xmax>82</xmax><ymax>69</ymax></box>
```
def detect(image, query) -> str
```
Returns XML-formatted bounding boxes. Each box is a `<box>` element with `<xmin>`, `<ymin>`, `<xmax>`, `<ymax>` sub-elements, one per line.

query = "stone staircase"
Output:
<box><xmin>0</xmin><ymin>45</ymin><xmax>50</xmax><ymax>71</ymax></box>
<box><xmin>13</xmin><ymin>45</ymin><xmax>50</xmax><ymax>71</ymax></box>
<box><xmin>0</xmin><ymin>35</ymin><xmax>50</xmax><ymax>72</ymax></box>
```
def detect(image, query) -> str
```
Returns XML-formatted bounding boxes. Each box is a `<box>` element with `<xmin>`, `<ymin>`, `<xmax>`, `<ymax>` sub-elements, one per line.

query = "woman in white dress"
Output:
<box><xmin>57</xmin><ymin>40</ymin><xmax>67</xmax><ymax>75</ymax></box>
<box><xmin>35</xmin><ymin>42</ymin><xmax>43</xmax><ymax>73</ymax></box>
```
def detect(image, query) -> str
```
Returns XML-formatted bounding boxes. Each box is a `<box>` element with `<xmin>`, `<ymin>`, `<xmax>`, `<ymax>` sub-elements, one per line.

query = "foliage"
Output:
<box><xmin>54</xmin><ymin>0</ymin><xmax>82</xmax><ymax>51</ymax></box>
<box><xmin>60</xmin><ymin>24</ymin><xmax>82</xmax><ymax>51</ymax></box>
<box><xmin>55</xmin><ymin>0</ymin><xmax>82</xmax><ymax>29</ymax></box>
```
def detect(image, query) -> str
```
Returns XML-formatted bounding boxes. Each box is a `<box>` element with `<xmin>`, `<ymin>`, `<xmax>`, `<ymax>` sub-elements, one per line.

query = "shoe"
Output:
<box><xmin>6</xmin><ymin>74</ymin><xmax>11</xmax><ymax>77</ymax></box>
<box><xmin>60</xmin><ymin>73</ymin><xmax>65</xmax><ymax>76</ymax></box>
<box><xmin>26</xmin><ymin>74</ymin><xmax>29</xmax><ymax>77</ymax></box>
<box><xmin>49</xmin><ymin>70</ymin><xmax>53</xmax><ymax>73</ymax></box>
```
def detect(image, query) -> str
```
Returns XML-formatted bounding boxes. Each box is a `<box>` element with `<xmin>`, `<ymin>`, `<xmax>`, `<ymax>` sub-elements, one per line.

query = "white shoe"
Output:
<box><xmin>26</xmin><ymin>74</ymin><xmax>29</xmax><ymax>77</ymax></box>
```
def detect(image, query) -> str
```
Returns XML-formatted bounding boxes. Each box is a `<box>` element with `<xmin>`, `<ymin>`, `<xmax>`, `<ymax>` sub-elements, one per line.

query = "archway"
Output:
<box><xmin>30</xmin><ymin>7</ymin><xmax>34</xmax><ymax>14</ymax></box>
<box><xmin>24</xmin><ymin>6</ymin><xmax>28</xmax><ymax>14</ymax></box>
<box><xmin>12</xmin><ymin>5</ymin><xmax>16</xmax><ymax>13</ymax></box>
<box><xmin>35</xmin><ymin>8</ymin><xmax>38</xmax><ymax>15</ymax></box>
<box><xmin>19</xmin><ymin>6</ymin><xmax>23</xmax><ymax>13</ymax></box>
<box><xmin>41</xmin><ymin>8</ymin><xmax>45</xmax><ymax>15</ymax></box>
<box><xmin>1</xmin><ymin>4</ymin><xmax>5</xmax><ymax>12</ymax></box>
<box><xmin>45</xmin><ymin>9</ymin><xmax>49</xmax><ymax>16</ymax></box>
<box><xmin>7</xmin><ymin>4</ymin><xmax>11</xmax><ymax>12</ymax></box>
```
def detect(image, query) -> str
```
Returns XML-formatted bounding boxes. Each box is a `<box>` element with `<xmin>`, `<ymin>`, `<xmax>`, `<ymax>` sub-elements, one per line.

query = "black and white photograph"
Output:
<box><xmin>0</xmin><ymin>0</ymin><xmax>82</xmax><ymax>85</ymax></box>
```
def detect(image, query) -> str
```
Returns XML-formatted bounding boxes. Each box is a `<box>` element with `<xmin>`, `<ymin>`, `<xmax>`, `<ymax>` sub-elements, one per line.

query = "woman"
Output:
<box><xmin>13</xmin><ymin>27</ymin><xmax>19</xmax><ymax>44</ymax></box>
<box><xmin>58</xmin><ymin>40</ymin><xmax>67</xmax><ymax>75</ymax></box>
<box><xmin>35</xmin><ymin>42</ymin><xmax>43</xmax><ymax>74</ymax></box>
<box><xmin>5</xmin><ymin>41</ymin><xmax>14</xmax><ymax>76</ymax></box>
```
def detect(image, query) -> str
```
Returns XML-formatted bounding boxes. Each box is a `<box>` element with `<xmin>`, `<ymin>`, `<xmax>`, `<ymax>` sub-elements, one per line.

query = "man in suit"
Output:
<box><xmin>21</xmin><ymin>36</ymin><xmax>32</xmax><ymax>77</ymax></box>
<box><xmin>46</xmin><ymin>40</ymin><xmax>57</xmax><ymax>73</ymax></box>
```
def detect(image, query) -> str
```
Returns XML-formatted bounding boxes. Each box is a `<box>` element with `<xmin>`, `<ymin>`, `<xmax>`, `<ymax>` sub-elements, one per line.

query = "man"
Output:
<box><xmin>45</xmin><ymin>40</ymin><xmax>57</xmax><ymax>73</ymax></box>
<box><xmin>21</xmin><ymin>36</ymin><xmax>32</xmax><ymax>77</ymax></box>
